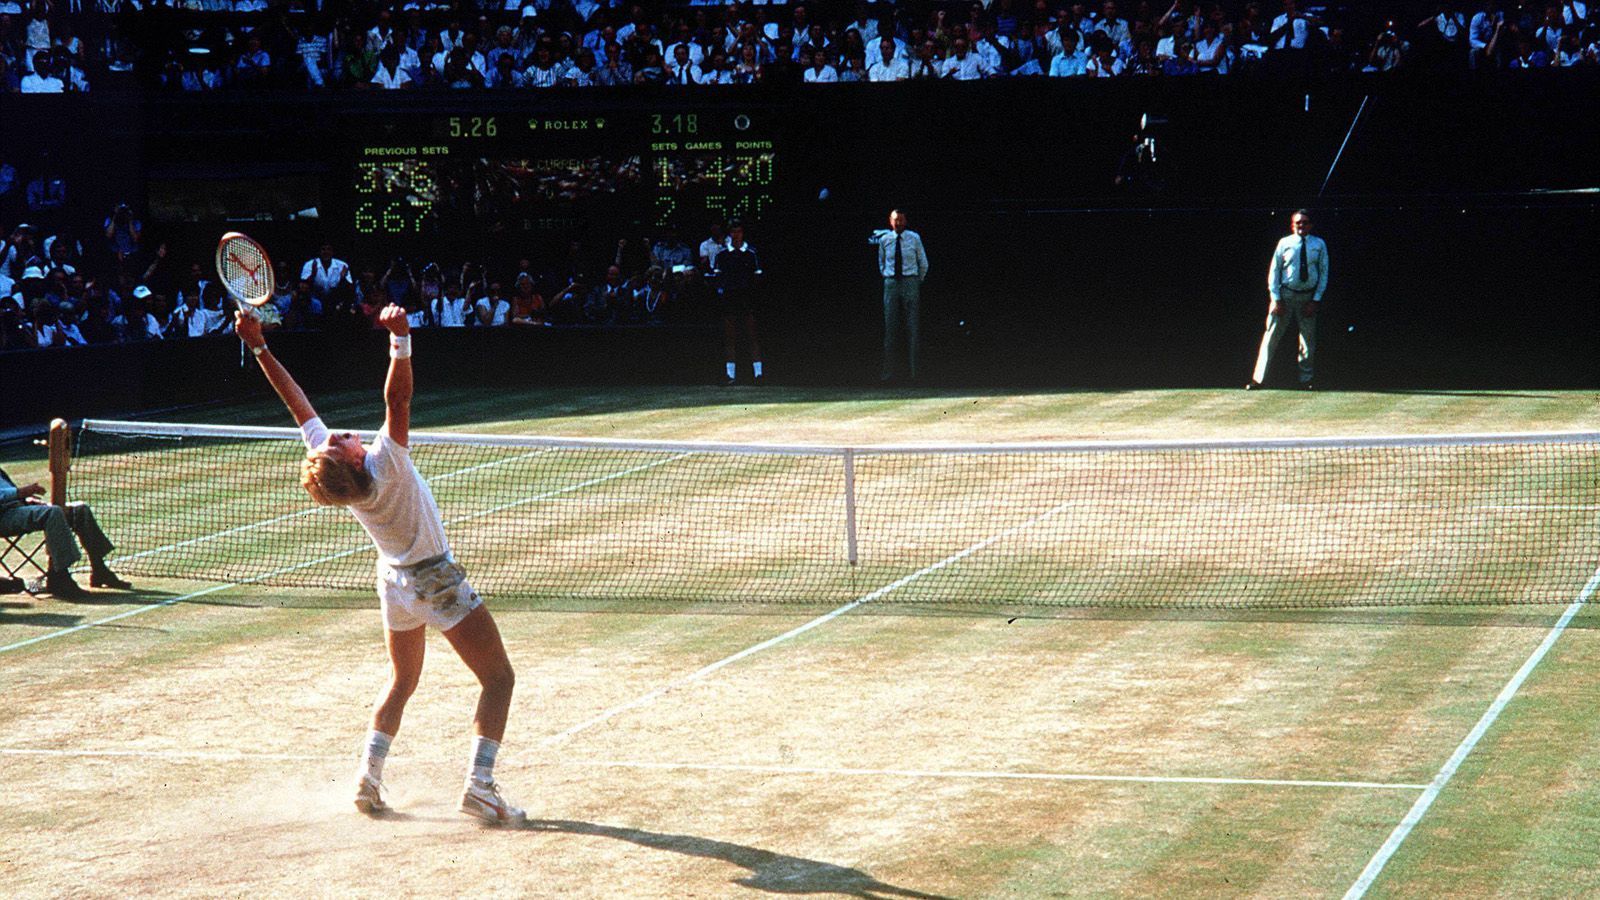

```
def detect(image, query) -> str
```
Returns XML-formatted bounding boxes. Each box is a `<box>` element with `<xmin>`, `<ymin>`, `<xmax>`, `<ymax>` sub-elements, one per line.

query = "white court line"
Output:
<box><xmin>554</xmin><ymin>760</ymin><xmax>1429</xmax><ymax>791</ymax></box>
<box><xmin>103</xmin><ymin>448</ymin><xmax>553</xmax><ymax>568</ymax></box>
<box><xmin>1342</xmin><ymin>564</ymin><xmax>1600</xmax><ymax>900</ymax></box>
<box><xmin>0</xmin><ymin>748</ymin><xmax>1427</xmax><ymax>791</ymax></box>
<box><xmin>540</xmin><ymin>500</ymin><xmax>1086</xmax><ymax>747</ymax></box>
<box><xmin>0</xmin><ymin>454</ymin><xmax>689</xmax><ymax>657</ymax></box>
<box><xmin>0</xmin><ymin>582</ymin><xmax>239</xmax><ymax>655</ymax></box>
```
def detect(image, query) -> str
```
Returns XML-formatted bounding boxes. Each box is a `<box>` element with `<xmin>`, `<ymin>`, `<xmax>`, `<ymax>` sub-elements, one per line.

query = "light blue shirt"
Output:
<box><xmin>875</xmin><ymin>229</ymin><xmax>929</xmax><ymax>278</ymax></box>
<box><xmin>1049</xmin><ymin>49</ymin><xmax>1088</xmax><ymax>76</ymax></box>
<box><xmin>1268</xmin><ymin>234</ymin><xmax>1329</xmax><ymax>303</ymax></box>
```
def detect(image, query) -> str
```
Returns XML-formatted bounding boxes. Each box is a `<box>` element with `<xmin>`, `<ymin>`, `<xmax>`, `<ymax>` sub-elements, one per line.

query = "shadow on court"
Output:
<box><xmin>527</xmin><ymin>819</ymin><xmax>953</xmax><ymax>899</ymax></box>
<box><xmin>0</xmin><ymin>600</ymin><xmax>82</xmax><ymax>630</ymax></box>
<box><xmin>49</xmin><ymin>589</ymin><xmax>164</xmax><ymax>607</ymax></box>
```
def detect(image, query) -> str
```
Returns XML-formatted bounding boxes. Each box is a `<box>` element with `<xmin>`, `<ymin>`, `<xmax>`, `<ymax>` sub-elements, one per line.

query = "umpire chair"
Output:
<box><xmin>0</xmin><ymin>419</ymin><xmax>71</xmax><ymax>595</ymax></box>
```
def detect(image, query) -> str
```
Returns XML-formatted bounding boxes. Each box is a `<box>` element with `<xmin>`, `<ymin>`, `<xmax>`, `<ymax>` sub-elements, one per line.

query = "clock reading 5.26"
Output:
<box><xmin>353</xmin><ymin>159</ymin><xmax>437</xmax><ymax>234</ymax></box>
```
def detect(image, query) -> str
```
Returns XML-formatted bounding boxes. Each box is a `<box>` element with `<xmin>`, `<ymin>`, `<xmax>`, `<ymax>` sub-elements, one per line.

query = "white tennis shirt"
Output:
<box><xmin>301</xmin><ymin>417</ymin><xmax>450</xmax><ymax>568</ymax></box>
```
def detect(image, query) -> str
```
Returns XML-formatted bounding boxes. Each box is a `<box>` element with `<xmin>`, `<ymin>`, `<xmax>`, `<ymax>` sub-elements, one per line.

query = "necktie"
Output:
<box><xmin>894</xmin><ymin>233</ymin><xmax>903</xmax><ymax>277</ymax></box>
<box><xmin>1297</xmin><ymin>238</ymin><xmax>1307</xmax><ymax>282</ymax></box>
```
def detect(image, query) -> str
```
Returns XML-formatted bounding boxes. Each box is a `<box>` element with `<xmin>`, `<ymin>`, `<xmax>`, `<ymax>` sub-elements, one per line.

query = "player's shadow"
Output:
<box><xmin>527</xmin><ymin>819</ymin><xmax>952</xmax><ymax>899</ymax></box>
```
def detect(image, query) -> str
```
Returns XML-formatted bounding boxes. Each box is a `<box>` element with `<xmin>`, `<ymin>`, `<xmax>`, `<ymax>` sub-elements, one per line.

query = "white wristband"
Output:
<box><xmin>389</xmin><ymin>335</ymin><xmax>412</xmax><ymax>359</ymax></box>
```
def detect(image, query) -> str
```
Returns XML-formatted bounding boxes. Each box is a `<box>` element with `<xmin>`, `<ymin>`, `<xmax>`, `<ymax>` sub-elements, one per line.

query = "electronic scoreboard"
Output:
<box><xmin>345</xmin><ymin>105</ymin><xmax>780</xmax><ymax>250</ymax></box>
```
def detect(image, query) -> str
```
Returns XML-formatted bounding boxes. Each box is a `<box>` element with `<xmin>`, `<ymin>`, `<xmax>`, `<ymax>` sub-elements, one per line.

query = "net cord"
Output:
<box><xmin>77</xmin><ymin>419</ymin><xmax>1600</xmax><ymax>458</ymax></box>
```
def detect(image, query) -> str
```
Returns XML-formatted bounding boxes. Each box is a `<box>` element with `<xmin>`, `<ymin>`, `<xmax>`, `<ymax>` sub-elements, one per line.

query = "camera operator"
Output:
<box><xmin>104</xmin><ymin>203</ymin><xmax>141</xmax><ymax>266</ymax></box>
<box><xmin>1366</xmin><ymin>21</ymin><xmax>1411</xmax><ymax>71</ymax></box>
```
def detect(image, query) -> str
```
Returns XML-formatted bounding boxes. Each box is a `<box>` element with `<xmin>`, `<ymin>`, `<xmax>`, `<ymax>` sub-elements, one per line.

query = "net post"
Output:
<box><xmin>48</xmin><ymin>418</ymin><xmax>70</xmax><ymax>505</ymax></box>
<box><xmin>842</xmin><ymin>449</ymin><xmax>859</xmax><ymax>566</ymax></box>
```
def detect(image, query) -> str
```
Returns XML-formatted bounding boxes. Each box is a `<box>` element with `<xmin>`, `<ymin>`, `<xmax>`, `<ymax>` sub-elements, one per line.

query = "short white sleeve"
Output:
<box><xmin>366</xmin><ymin>426</ymin><xmax>409</xmax><ymax>478</ymax></box>
<box><xmin>300</xmin><ymin>416</ymin><xmax>329</xmax><ymax>451</ymax></box>
<box><xmin>344</xmin><ymin>424</ymin><xmax>450</xmax><ymax>567</ymax></box>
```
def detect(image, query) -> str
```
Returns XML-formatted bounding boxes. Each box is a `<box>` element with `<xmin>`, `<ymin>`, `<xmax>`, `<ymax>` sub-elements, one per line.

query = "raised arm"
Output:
<box><xmin>376</xmin><ymin>304</ymin><xmax>412</xmax><ymax>447</ymax></box>
<box><xmin>236</xmin><ymin>310</ymin><xmax>318</xmax><ymax>426</ymax></box>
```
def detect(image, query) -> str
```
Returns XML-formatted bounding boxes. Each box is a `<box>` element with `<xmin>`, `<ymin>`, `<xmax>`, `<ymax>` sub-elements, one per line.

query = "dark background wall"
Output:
<box><xmin>3</xmin><ymin>72</ymin><xmax>1597</xmax><ymax>427</ymax></box>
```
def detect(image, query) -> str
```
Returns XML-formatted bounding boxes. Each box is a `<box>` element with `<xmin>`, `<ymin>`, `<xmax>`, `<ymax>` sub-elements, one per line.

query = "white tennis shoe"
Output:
<box><xmin>354</xmin><ymin>774</ymin><xmax>388</xmax><ymax>816</ymax></box>
<box><xmin>460</xmin><ymin>778</ymin><xmax>525</xmax><ymax>826</ymax></box>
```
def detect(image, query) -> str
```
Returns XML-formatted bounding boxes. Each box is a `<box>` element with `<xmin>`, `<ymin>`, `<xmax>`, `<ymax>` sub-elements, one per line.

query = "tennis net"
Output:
<box><xmin>70</xmin><ymin>420</ymin><xmax>1600</xmax><ymax>609</ymax></box>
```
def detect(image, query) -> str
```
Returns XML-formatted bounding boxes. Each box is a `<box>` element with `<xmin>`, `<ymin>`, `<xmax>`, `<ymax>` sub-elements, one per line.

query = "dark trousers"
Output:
<box><xmin>881</xmin><ymin>277</ymin><xmax>923</xmax><ymax>380</ymax></box>
<box><xmin>0</xmin><ymin>502</ymin><xmax>114</xmax><ymax>571</ymax></box>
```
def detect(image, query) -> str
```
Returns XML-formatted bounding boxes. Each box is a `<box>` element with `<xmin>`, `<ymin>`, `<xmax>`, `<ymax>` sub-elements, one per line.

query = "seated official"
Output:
<box><xmin>0</xmin><ymin>466</ymin><xmax>130</xmax><ymax>598</ymax></box>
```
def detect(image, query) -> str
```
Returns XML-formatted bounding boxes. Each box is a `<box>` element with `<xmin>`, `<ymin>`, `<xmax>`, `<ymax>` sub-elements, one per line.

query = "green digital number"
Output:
<box><xmin>654</xmin><ymin>195</ymin><xmax>677</xmax><ymax>227</ymax></box>
<box><xmin>355</xmin><ymin>162</ymin><xmax>384</xmax><ymax>192</ymax></box>
<box><xmin>651</xmin><ymin>114</ymin><xmax>699</xmax><ymax>135</ymax></box>
<box><xmin>447</xmin><ymin>116</ymin><xmax>497</xmax><ymax>138</ymax></box>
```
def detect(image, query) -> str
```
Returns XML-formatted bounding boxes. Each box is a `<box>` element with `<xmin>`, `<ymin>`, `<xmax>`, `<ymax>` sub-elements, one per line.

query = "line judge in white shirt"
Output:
<box><xmin>874</xmin><ymin>208</ymin><xmax>930</xmax><ymax>382</ymax></box>
<box><xmin>1247</xmin><ymin>209</ymin><xmax>1329</xmax><ymax>390</ymax></box>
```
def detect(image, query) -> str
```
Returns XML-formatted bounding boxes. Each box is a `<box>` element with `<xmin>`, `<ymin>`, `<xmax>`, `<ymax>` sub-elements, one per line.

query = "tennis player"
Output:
<box><xmin>236</xmin><ymin>305</ymin><xmax>524</xmax><ymax>826</ymax></box>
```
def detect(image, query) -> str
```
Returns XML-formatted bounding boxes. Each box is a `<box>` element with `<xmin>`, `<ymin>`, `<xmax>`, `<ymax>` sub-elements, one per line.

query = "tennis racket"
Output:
<box><xmin>215</xmin><ymin>231</ymin><xmax>276</xmax><ymax>309</ymax></box>
<box><xmin>216</xmin><ymin>231</ymin><xmax>276</xmax><ymax>367</ymax></box>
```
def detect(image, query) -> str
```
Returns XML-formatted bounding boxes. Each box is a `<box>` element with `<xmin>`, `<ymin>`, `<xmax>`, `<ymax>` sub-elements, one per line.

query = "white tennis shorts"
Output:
<box><xmin>376</xmin><ymin>554</ymin><xmax>482</xmax><ymax>632</ymax></box>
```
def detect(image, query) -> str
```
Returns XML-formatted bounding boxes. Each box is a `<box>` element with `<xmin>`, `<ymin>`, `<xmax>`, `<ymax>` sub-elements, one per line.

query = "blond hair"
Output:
<box><xmin>301</xmin><ymin>451</ymin><xmax>374</xmax><ymax>507</ymax></box>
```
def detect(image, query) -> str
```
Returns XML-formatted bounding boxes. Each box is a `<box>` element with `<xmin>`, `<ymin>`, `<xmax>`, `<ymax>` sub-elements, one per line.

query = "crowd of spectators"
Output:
<box><xmin>3</xmin><ymin>1</ymin><xmax>1600</xmax><ymax>94</ymax></box>
<box><xmin>1</xmin><ymin>186</ymin><xmax>735</xmax><ymax>352</ymax></box>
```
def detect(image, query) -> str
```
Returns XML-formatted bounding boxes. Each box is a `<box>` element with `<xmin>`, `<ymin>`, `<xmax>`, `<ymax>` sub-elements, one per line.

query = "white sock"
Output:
<box><xmin>752</xmin><ymin>361</ymin><xmax>763</xmax><ymax>378</ymax></box>
<box><xmin>470</xmin><ymin>736</ymin><xmax>500</xmax><ymax>784</ymax></box>
<box><xmin>725</xmin><ymin>362</ymin><xmax>737</xmax><ymax>379</ymax></box>
<box><xmin>361</xmin><ymin>729</ymin><xmax>393</xmax><ymax>782</ymax></box>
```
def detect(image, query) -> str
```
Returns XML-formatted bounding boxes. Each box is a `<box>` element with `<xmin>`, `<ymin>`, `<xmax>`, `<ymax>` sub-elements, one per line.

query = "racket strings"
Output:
<box><xmin>218</xmin><ymin>237</ymin><xmax>274</xmax><ymax>305</ymax></box>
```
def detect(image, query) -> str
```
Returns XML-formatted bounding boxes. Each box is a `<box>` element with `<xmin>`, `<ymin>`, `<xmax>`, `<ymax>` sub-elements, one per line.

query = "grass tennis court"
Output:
<box><xmin>2</xmin><ymin>386</ymin><xmax>1599</xmax><ymax>897</ymax></box>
